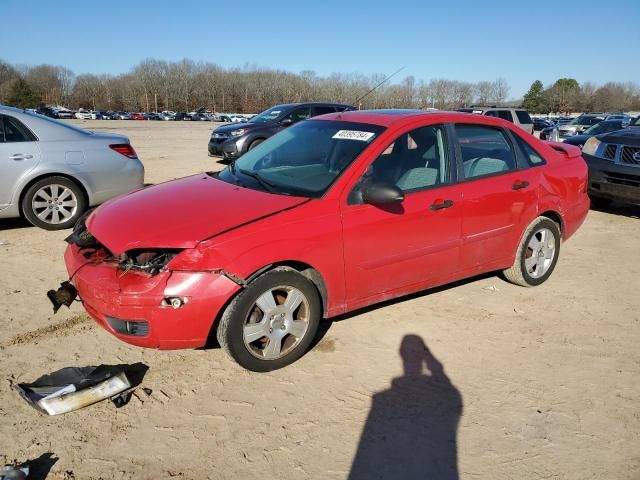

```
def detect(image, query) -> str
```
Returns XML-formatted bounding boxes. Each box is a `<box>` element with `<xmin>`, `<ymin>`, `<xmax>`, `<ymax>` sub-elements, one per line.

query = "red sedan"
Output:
<box><xmin>61</xmin><ymin>110</ymin><xmax>589</xmax><ymax>371</ymax></box>
<box><xmin>130</xmin><ymin>112</ymin><xmax>145</xmax><ymax>120</ymax></box>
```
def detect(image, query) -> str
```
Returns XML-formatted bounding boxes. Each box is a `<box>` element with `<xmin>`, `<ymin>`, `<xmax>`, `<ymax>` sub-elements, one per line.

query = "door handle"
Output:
<box><xmin>430</xmin><ymin>199</ymin><xmax>454</xmax><ymax>211</ymax></box>
<box><xmin>512</xmin><ymin>180</ymin><xmax>529</xmax><ymax>190</ymax></box>
<box><xmin>10</xmin><ymin>154</ymin><xmax>33</xmax><ymax>161</ymax></box>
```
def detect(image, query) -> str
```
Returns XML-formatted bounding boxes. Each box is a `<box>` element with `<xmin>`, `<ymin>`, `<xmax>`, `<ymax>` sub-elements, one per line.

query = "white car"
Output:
<box><xmin>75</xmin><ymin>110</ymin><xmax>91</xmax><ymax>119</ymax></box>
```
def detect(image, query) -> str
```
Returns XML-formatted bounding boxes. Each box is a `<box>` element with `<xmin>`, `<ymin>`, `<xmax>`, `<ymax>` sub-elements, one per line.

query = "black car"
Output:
<box><xmin>563</xmin><ymin>120</ymin><xmax>626</xmax><ymax>148</ymax></box>
<box><xmin>533</xmin><ymin>118</ymin><xmax>554</xmax><ymax>131</ymax></box>
<box><xmin>582</xmin><ymin>118</ymin><xmax>640</xmax><ymax>208</ymax></box>
<box><xmin>143</xmin><ymin>112</ymin><xmax>161</xmax><ymax>120</ymax></box>
<box><xmin>208</xmin><ymin>102</ymin><xmax>354</xmax><ymax>160</ymax></box>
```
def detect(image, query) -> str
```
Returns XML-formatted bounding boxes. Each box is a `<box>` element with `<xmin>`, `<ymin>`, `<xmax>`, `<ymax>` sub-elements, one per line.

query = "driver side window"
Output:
<box><xmin>282</xmin><ymin>107</ymin><xmax>311</xmax><ymax>124</ymax></box>
<box><xmin>351</xmin><ymin>124</ymin><xmax>449</xmax><ymax>203</ymax></box>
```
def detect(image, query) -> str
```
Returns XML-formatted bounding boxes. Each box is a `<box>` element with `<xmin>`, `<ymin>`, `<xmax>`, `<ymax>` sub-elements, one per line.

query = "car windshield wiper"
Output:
<box><xmin>239</xmin><ymin>169</ymin><xmax>277</xmax><ymax>193</ymax></box>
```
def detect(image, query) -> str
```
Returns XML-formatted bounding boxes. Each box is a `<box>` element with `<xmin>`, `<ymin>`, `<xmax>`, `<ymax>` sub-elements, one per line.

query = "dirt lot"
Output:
<box><xmin>1</xmin><ymin>120</ymin><xmax>639</xmax><ymax>479</ymax></box>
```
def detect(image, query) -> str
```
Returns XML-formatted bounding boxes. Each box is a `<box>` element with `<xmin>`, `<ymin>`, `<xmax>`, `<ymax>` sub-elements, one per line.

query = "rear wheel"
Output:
<box><xmin>217</xmin><ymin>268</ymin><xmax>321</xmax><ymax>372</ymax></box>
<box><xmin>22</xmin><ymin>176</ymin><xmax>87</xmax><ymax>230</ymax></box>
<box><xmin>503</xmin><ymin>217</ymin><xmax>561</xmax><ymax>287</ymax></box>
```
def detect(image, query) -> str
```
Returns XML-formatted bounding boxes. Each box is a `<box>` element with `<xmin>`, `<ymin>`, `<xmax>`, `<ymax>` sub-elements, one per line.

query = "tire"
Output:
<box><xmin>248</xmin><ymin>138</ymin><xmax>264</xmax><ymax>150</ymax></box>
<box><xmin>503</xmin><ymin>217</ymin><xmax>561</xmax><ymax>287</ymax></box>
<box><xmin>589</xmin><ymin>196</ymin><xmax>612</xmax><ymax>210</ymax></box>
<box><xmin>22</xmin><ymin>176</ymin><xmax>87</xmax><ymax>230</ymax></box>
<box><xmin>216</xmin><ymin>268</ymin><xmax>321</xmax><ymax>372</ymax></box>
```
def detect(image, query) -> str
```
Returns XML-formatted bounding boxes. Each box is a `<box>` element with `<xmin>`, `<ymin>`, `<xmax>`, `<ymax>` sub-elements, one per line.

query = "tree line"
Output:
<box><xmin>522</xmin><ymin>78</ymin><xmax>640</xmax><ymax>114</ymax></box>
<box><xmin>1</xmin><ymin>58</ymin><xmax>639</xmax><ymax>114</ymax></box>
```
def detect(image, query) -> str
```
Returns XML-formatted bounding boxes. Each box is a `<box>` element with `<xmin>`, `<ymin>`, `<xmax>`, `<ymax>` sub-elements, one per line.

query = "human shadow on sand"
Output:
<box><xmin>349</xmin><ymin>334</ymin><xmax>463</xmax><ymax>480</ymax></box>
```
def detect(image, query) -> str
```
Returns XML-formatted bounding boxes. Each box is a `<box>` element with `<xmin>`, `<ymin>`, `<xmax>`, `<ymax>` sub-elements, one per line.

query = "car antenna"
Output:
<box><xmin>353</xmin><ymin>66</ymin><xmax>406</xmax><ymax>110</ymax></box>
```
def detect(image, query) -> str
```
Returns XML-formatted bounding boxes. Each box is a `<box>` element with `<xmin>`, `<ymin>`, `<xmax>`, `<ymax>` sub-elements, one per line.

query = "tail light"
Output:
<box><xmin>110</xmin><ymin>143</ymin><xmax>138</xmax><ymax>159</ymax></box>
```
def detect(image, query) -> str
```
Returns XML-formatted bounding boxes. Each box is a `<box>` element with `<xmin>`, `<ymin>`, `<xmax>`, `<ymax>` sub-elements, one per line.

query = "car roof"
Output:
<box><xmin>0</xmin><ymin>104</ymin><xmax>90</xmax><ymax>139</ymax></box>
<box><xmin>313</xmin><ymin>108</ymin><xmax>505</xmax><ymax>127</ymax></box>
<box><xmin>273</xmin><ymin>102</ymin><xmax>353</xmax><ymax>109</ymax></box>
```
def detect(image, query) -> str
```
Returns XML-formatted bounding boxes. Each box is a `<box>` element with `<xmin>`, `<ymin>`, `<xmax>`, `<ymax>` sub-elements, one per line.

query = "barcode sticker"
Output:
<box><xmin>332</xmin><ymin>130</ymin><xmax>375</xmax><ymax>142</ymax></box>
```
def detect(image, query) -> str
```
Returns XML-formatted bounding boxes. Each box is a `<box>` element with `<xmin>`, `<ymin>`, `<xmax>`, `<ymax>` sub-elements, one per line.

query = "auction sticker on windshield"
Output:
<box><xmin>332</xmin><ymin>130</ymin><xmax>375</xmax><ymax>141</ymax></box>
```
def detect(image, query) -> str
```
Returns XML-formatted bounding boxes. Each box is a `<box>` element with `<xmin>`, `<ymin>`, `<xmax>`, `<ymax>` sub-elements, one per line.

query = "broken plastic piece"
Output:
<box><xmin>0</xmin><ymin>464</ymin><xmax>29</xmax><ymax>480</ymax></box>
<box><xmin>46</xmin><ymin>281</ymin><xmax>78</xmax><ymax>313</ymax></box>
<box><xmin>15</xmin><ymin>363</ymin><xmax>148</xmax><ymax>415</ymax></box>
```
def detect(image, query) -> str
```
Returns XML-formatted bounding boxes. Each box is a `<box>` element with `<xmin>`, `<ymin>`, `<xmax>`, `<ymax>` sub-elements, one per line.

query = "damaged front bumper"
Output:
<box><xmin>63</xmin><ymin>243</ymin><xmax>241</xmax><ymax>349</ymax></box>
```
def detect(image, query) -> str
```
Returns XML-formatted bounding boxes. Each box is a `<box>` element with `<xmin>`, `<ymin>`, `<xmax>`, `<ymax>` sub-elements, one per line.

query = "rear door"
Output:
<box><xmin>341</xmin><ymin>123</ymin><xmax>463</xmax><ymax>309</ymax></box>
<box><xmin>0</xmin><ymin>115</ymin><xmax>41</xmax><ymax>209</ymax></box>
<box><xmin>454</xmin><ymin>123</ymin><xmax>538</xmax><ymax>273</ymax></box>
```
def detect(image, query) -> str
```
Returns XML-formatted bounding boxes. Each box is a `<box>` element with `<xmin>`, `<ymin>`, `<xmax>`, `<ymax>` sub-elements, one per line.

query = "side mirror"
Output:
<box><xmin>280</xmin><ymin>118</ymin><xmax>293</xmax><ymax>127</ymax></box>
<box><xmin>362</xmin><ymin>182</ymin><xmax>405</xmax><ymax>205</ymax></box>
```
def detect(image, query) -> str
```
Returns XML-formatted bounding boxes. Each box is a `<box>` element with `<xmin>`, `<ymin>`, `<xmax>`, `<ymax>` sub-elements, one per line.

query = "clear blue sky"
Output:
<box><xmin>2</xmin><ymin>0</ymin><xmax>639</xmax><ymax>98</ymax></box>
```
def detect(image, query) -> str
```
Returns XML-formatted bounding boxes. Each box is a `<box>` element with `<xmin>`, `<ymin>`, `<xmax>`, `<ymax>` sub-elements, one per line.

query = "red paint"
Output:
<box><xmin>65</xmin><ymin>111</ymin><xmax>589</xmax><ymax>350</ymax></box>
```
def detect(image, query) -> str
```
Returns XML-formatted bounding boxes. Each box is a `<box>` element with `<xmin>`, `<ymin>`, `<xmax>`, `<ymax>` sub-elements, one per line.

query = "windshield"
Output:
<box><xmin>249</xmin><ymin>105</ymin><xmax>287</xmax><ymax>123</ymax></box>
<box><xmin>584</xmin><ymin>121</ymin><xmax>620</xmax><ymax>135</ymax></box>
<box><xmin>632</xmin><ymin>117</ymin><xmax>640</xmax><ymax>126</ymax></box>
<box><xmin>218</xmin><ymin>120</ymin><xmax>385</xmax><ymax>198</ymax></box>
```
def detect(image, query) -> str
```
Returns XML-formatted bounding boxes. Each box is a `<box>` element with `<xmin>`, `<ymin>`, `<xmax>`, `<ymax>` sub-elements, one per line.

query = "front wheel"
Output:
<box><xmin>216</xmin><ymin>268</ymin><xmax>321</xmax><ymax>372</ymax></box>
<box><xmin>22</xmin><ymin>176</ymin><xmax>87</xmax><ymax>230</ymax></box>
<box><xmin>503</xmin><ymin>217</ymin><xmax>561</xmax><ymax>287</ymax></box>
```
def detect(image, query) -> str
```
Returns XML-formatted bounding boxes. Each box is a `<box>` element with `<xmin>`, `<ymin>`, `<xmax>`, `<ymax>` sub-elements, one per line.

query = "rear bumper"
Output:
<box><xmin>584</xmin><ymin>153</ymin><xmax>640</xmax><ymax>204</ymax></box>
<box><xmin>64</xmin><ymin>244</ymin><xmax>241</xmax><ymax>349</ymax></box>
<box><xmin>563</xmin><ymin>193</ymin><xmax>590</xmax><ymax>240</ymax></box>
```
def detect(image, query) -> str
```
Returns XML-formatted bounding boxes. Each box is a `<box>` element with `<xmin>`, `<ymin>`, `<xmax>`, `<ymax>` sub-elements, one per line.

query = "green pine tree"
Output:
<box><xmin>6</xmin><ymin>77</ymin><xmax>40</xmax><ymax>108</ymax></box>
<box><xmin>522</xmin><ymin>80</ymin><xmax>545</xmax><ymax>114</ymax></box>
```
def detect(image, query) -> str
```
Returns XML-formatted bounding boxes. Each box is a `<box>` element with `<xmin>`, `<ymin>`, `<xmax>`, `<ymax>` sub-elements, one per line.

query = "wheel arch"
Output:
<box><xmin>205</xmin><ymin>260</ymin><xmax>330</xmax><ymax>349</ymax></box>
<box><xmin>18</xmin><ymin>172</ymin><xmax>90</xmax><ymax>216</ymax></box>
<box><xmin>539</xmin><ymin>209</ymin><xmax>564</xmax><ymax>237</ymax></box>
<box><xmin>245</xmin><ymin>261</ymin><xmax>329</xmax><ymax>318</ymax></box>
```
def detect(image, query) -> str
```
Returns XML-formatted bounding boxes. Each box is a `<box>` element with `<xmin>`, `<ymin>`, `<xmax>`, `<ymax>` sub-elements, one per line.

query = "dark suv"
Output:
<box><xmin>582</xmin><ymin>116</ymin><xmax>640</xmax><ymax>207</ymax></box>
<box><xmin>208</xmin><ymin>102</ymin><xmax>353</xmax><ymax>159</ymax></box>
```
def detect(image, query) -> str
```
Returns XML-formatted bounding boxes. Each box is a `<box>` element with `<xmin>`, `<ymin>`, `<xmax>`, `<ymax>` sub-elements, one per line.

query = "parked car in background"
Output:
<box><xmin>36</xmin><ymin>106</ymin><xmax>57</xmax><ymax>118</ymax></box>
<box><xmin>558</xmin><ymin>114</ymin><xmax>605</xmax><ymax>139</ymax></box>
<box><xmin>55</xmin><ymin>109</ymin><xmax>75</xmax><ymax>119</ymax></box>
<box><xmin>0</xmin><ymin>105</ymin><xmax>144</xmax><ymax>230</ymax></box>
<box><xmin>131</xmin><ymin>113</ymin><xmax>145</xmax><ymax>120</ymax></box>
<box><xmin>605</xmin><ymin>114</ymin><xmax>632</xmax><ymax>124</ymax></box>
<box><xmin>143</xmin><ymin>112</ymin><xmax>160</xmax><ymax>121</ymax></box>
<box><xmin>159</xmin><ymin>111</ymin><xmax>174</xmax><ymax>121</ymax></box>
<box><xmin>114</xmin><ymin>111</ymin><xmax>131</xmax><ymax>120</ymax></box>
<box><xmin>75</xmin><ymin>110</ymin><xmax>92</xmax><ymax>119</ymax></box>
<box><xmin>533</xmin><ymin>118</ymin><xmax>554</xmax><ymax>131</ymax></box>
<box><xmin>191</xmin><ymin>113</ymin><xmax>210</xmax><ymax>121</ymax></box>
<box><xmin>582</xmin><ymin>126</ymin><xmax>640</xmax><ymax>208</ymax></box>
<box><xmin>457</xmin><ymin>107</ymin><xmax>534</xmax><ymax>134</ymax></box>
<box><xmin>91</xmin><ymin>110</ymin><xmax>112</xmax><ymax>120</ymax></box>
<box><xmin>209</xmin><ymin>102</ymin><xmax>354</xmax><ymax>159</ymax></box>
<box><xmin>563</xmin><ymin>120</ymin><xmax>626</xmax><ymax>148</ymax></box>
<box><xmin>63</xmin><ymin>109</ymin><xmax>589</xmax><ymax>371</ymax></box>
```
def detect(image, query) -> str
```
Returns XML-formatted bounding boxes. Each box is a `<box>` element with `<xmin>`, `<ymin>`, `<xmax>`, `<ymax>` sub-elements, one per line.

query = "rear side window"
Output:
<box><xmin>497</xmin><ymin>110</ymin><xmax>514</xmax><ymax>122</ymax></box>
<box><xmin>0</xmin><ymin>116</ymin><xmax>35</xmax><ymax>142</ymax></box>
<box><xmin>513</xmin><ymin>135</ymin><xmax>546</xmax><ymax>167</ymax></box>
<box><xmin>515</xmin><ymin>110</ymin><xmax>532</xmax><ymax>124</ymax></box>
<box><xmin>455</xmin><ymin>124</ymin><xmax>516</xmax><ymax>179</ymax></box>
<box><xmin>313</xmin><ymin>106</ymin><xmax>337</xmax><ymax>116</ymax></box>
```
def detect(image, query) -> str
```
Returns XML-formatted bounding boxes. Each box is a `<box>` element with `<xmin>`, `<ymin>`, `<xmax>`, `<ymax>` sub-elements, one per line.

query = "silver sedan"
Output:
<box><xmin>0</xmin><ymin>105</ymin><xmax>144</xmax><ymax>230</ymax></box>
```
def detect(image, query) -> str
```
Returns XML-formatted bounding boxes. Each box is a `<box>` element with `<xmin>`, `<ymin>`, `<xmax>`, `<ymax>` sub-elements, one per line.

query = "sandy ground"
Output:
<box><xmin>1</xmin><ymin>120</ymin><xmax>639</xmax><ymax>479</ymax></box>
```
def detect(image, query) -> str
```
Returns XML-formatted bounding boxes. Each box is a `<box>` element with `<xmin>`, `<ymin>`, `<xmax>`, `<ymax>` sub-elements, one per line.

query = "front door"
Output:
<box><xmin>341</xmin><ymin>123</ymin><xmax>463</xmax><ymax>310</ymax></box>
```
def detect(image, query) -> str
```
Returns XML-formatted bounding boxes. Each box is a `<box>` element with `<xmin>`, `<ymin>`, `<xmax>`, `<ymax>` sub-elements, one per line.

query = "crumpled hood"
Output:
<box><xmin>87</xmin><ymin>174</ymin><xmax>307</xmax><ymax>255</ymax></box>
